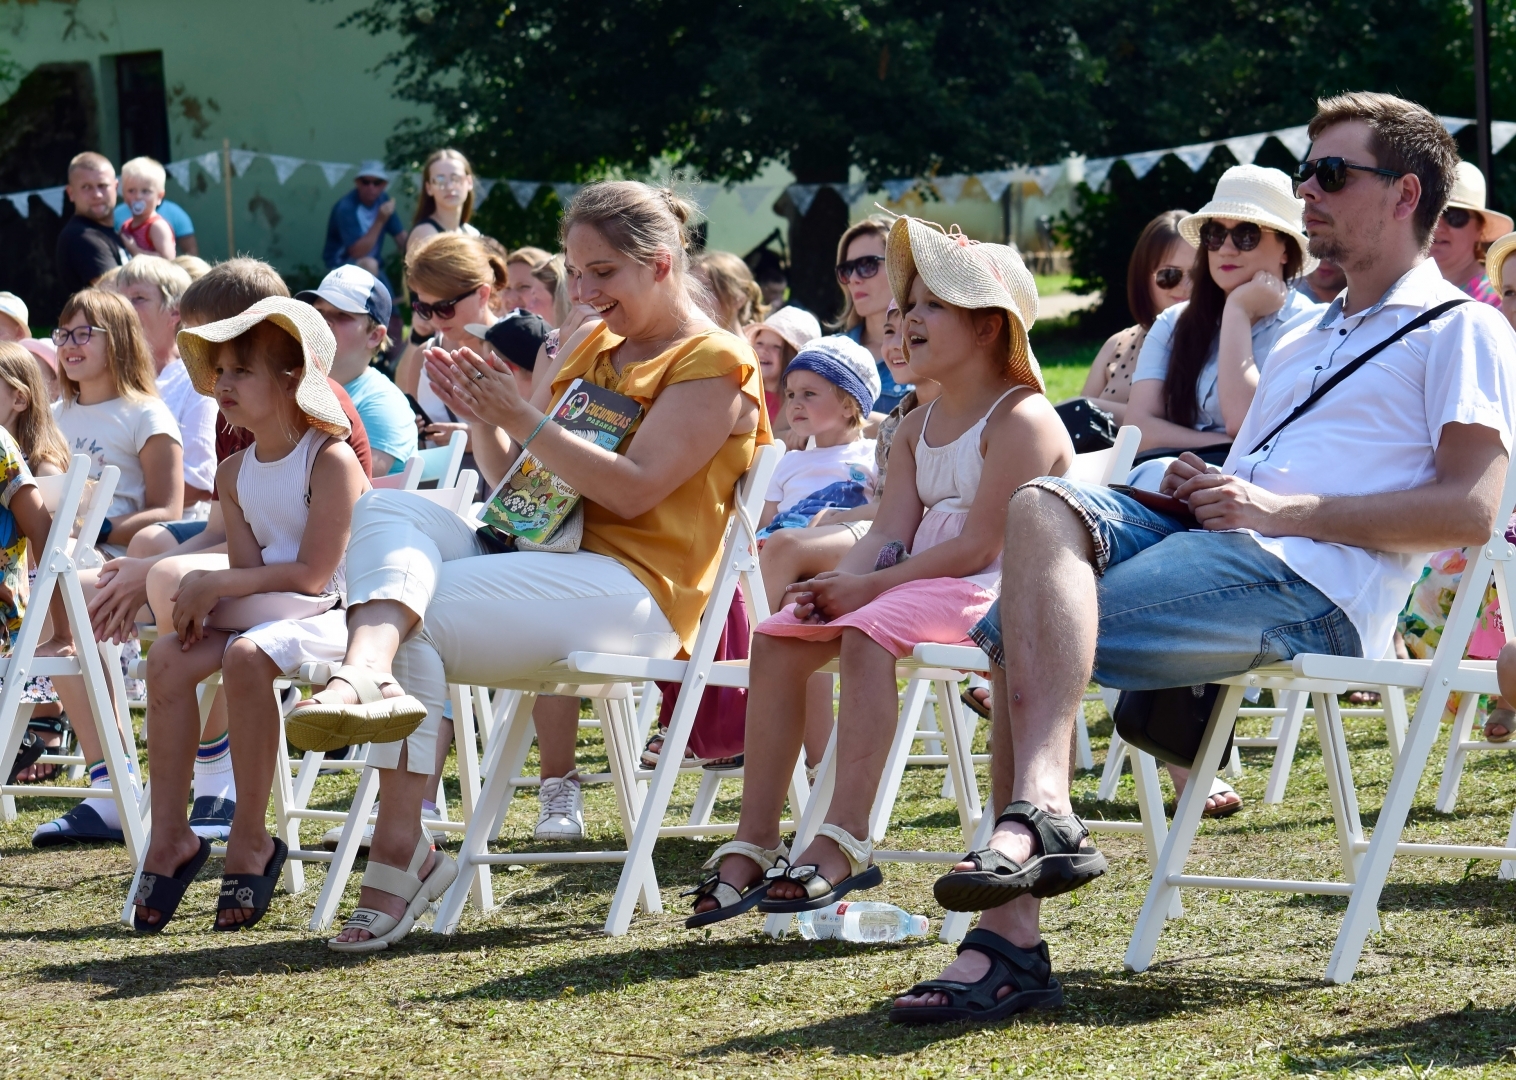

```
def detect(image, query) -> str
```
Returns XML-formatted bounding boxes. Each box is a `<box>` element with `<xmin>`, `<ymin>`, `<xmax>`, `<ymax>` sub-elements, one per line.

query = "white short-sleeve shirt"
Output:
<box><xmin>1223</xmin><ymin>259</ymin><xmax>1516</xmax><ymax>658</ymax></box>
<box><xmin>765</xmin><ymin>440</ymin><xmax>877</xmax><ymax>513</ymax></box>
<box><xmin>53</xmin><ymin>394</ymin><xmax>182</xmax><ymax>519</ymax></box>
<box><xmin>155</xmin><ymin>359</ymin><xmax>218</xmax><ymax>495</ymax></box>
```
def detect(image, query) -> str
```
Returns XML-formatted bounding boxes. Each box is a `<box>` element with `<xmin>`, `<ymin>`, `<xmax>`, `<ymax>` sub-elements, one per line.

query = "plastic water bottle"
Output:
<box><xmin>795</xmin><ymin>901</ymin><xmax>929</xmax><ymax>942</ymax></box>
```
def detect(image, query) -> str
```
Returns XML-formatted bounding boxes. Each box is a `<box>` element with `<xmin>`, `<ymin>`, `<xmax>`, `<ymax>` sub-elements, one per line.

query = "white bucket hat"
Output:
<box><xmin>1445</xmin><ymin>160</ymin><xmax>1515</xmax><ymax>244</ymax></box>
<box><xmin>885</xmin><ymin>215</ymin><xmax>1043</xmax><ymax>393</ymax></box>
<box><xmin>177</xmin><ymin>296</ymin><xmax>351</xmax><ymax>439</ymax></box>
<box><xmin>1485</xmin><ymin>231</ymin><xmax>1516</xmax><ymax>293</ymax></box>
<box><xmin>1179</xmin><ymin>165</ymin><xmax>1318</xmax><ymax>276</ymax></box>
<box><xmin>745</xmin><ymin>305</ymin><xmax>822</xmax><ymax>354</ymax></box>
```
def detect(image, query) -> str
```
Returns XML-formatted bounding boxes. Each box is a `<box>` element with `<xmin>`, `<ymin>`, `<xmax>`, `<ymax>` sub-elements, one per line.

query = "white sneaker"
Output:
<box><xmin>535</xmin><ymin>771</ymin><xmax>584</xmax><ymax>841</ymax></box>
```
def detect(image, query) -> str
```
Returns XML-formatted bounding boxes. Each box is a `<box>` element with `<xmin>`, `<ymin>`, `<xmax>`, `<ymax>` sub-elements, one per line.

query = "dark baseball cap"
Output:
<box><xmin>464</xmin><ymin>308</ymin><xmax>550</xmax><ymax>371</ymax></box>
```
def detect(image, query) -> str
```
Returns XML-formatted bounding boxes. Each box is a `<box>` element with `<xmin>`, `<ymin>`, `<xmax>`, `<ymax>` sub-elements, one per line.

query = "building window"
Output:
<box><xmin>115</xmin><ymin>51</ymin><xmax>169</xmax><ymax>164</ymax></box>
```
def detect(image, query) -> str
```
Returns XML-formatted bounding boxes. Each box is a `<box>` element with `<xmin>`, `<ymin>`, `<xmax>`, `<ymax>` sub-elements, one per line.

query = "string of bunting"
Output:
<box><xmin>5</xmin><ymin>115</ymin><xmax>1514</xmax><ymax>221</ymax></box>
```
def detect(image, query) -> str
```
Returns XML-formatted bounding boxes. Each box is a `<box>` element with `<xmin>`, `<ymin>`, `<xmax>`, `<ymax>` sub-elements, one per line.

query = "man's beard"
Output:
<box><xmin>1308</xmin><ymin>232</ymin><xmax>1347</xmax><ymax>264</ymax></box>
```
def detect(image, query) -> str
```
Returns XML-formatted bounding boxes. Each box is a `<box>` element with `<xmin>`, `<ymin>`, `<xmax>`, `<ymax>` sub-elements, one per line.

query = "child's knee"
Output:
<box><xmin>1498</xmin><ymin>640</ymin><xmax>1516</xmax><ymax>701</ymax></box>
<box><xmin>146</xmin><ymin>632</ymin><xmax>190</xmax><ymax>680</ymax></box>
<box><xmin>222</xmin><ymin>637</ymin><xmax>272</xmax><ymax>682</ymax></box>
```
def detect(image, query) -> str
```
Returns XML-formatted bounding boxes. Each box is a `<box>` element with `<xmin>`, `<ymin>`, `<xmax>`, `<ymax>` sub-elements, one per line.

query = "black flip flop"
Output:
<box><xmin>757</xmin><ymin>863</ymin><xmax>883</xmax><ymax>913</ymax></box>
<box><xmin>933</xmin><ymin>801</ymin><xmax>1106</xmax><ymax>912</ymax></box>
<box><xmin>131</xmin><ymin>837</ymin><xmax>213</xmax><ymax>933</ymax></box>
<box><xmin>214</xmin><ymin>837</ymin><xmax>289</xmax><ymax>932</ymax></box>
<box><xmin>888</xmin><ymin>929</ymin><xmax>1063</xmax><ymax>1025</ymax></box>
<box><xmin>31</xmin><ymin>804</ymin><xmax>126</xmax><ymax>847</ymax></box>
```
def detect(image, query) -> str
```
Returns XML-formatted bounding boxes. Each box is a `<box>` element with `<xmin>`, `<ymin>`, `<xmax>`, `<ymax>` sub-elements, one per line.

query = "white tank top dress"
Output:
<box><xmin>228</xmin><ymin>429</ymin><xmax>350</xmax><ymax>675</ymax></box>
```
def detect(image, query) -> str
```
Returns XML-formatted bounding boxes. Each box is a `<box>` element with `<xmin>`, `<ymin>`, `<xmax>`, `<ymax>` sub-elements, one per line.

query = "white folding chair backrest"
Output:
<box><xmin>370</xmin><ymin>455</ymin><xmax>423</xmax><ymax>491</ymax></box>
<box><xmin>414</xmin><ymin>430</ymin><xmax>467</xmax><ymax>488</ymax></box>
<box><xmin>406</xmin><ymin>469</ymin><xmax>478</xmax><ymax>515</ymax></box>
<box><xmin>1063</xmin><ymin>425</ymin><xmax>1140</xmax><ymax>486</ymax></box>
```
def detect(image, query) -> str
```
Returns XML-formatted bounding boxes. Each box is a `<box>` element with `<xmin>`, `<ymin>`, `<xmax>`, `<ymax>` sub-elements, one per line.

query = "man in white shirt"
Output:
<box><xmin>113</xmin><ymin>255</ymin><xmax>219</xmax><ymax>527</ymax></box>
<box><xmin>892</xmin><ymin>92</ymin><xmax>1516</xmax><ymax>1023</ymax></box>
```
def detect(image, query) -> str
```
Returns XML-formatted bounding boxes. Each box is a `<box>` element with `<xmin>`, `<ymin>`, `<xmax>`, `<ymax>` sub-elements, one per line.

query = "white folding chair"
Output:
<box><xmin>371</xmin><ymin>455</ymin><xmax>423</xmax><ymax>491</ymax></box>
<box><xmin>432</xmin><ymin>444</ymin><xmax>792</xmax><ymax>937</ymax></box>
<box><xmin>0</xmin><ymin>457</ymin><xmax>146</xmax><ymax>862</ymax></box>
<box><xmin>1124</xmin><ymin>457</ymin><xmax>1516</xmax><ymax>984</ymax></box>
<box><xmin>413</xmin><ymin>430</ymin><xmax>468</xmax><ymax>489</ymax></box>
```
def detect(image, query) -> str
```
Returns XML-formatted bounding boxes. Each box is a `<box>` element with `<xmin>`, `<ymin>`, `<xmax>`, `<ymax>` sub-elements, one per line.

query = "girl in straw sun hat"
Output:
<box><xmin>1485</xmin><ymin>230</ymin><xmax>1516</xmax><ymax>330</ymax></box>
<box><xmin>683</xmin><ymin>215</ymin><xmax>1073</xmax><ymax>928</ymax></box>
<box><xmin>130</xmin><ymin>296</ymin><xmax>374</xmax><ymax>933</ymax></box>
<box><xmin>1430</xmin><ymin>161</ymin><xmax>1513</xmax><ymax>306</ymax></box>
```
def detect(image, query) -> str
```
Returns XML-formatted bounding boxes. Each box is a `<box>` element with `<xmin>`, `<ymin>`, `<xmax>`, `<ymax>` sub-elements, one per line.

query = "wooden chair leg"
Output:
<box><xmin>1262</xmin><ymin>689</ymin><xmax>1310</xmax><ymax>804</ymax></box>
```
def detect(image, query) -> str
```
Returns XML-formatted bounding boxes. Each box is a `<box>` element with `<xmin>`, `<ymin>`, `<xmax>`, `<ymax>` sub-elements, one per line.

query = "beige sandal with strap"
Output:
<box><xmin>327</xmin><ymin>833</ymin><xmax>458</xmax><ymax>953</ymax></box>
<box><xmin>758</xmin><ymin>823</ymin><xmax>882</xmax><ymax>913</ymax></box>
<box><xmin>287</xmin><ymin>665</ymin><xmax>429</xmax><ymax>752</ymax></box>
<box><xmin>683</xmin><ymin>839</ymin><xmax>789</xmax><ymax>929</ymax></box>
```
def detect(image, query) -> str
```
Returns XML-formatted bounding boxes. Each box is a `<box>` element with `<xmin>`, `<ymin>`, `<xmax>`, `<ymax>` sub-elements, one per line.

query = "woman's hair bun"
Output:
<box><xmin>659</xmin><ymin>187</ymin><xmax>695</xmax><ymax>228</ymax></box>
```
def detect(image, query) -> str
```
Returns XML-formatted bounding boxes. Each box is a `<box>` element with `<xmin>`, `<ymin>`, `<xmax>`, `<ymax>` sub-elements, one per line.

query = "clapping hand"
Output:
<box><xmin>424</xmin><ymin>345</ymin><xmax>526</xmax><ymax>431</ymax></box>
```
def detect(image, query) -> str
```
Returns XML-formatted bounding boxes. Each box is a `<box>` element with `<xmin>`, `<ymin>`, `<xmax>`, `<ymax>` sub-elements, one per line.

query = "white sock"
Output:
<box><xmin>192</xmin><ymin>731</ymin><xmax>236</xmax><ymax>803</ymax></box>
<box><xmin>81</xmin><ymin>761</ymin><xmax>122</xmax><ymax>830</ymax></box>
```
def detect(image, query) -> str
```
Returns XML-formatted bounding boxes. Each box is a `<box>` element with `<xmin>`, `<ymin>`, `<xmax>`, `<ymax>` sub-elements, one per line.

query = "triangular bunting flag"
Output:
<box><xmin>1026</xmin><ymin>164</ymin><xmax>1064</xmax><ymax>195</ymax></box>
<box><xmin>474</xmin><ymin>177</ymin><xmax>497</xmax><ymax>203</ymax></box>
<box><xmin>830</xmin><ymin>181</ymin><xmax>866</xmax><ymax>205</ymax></box>
<box><xmin>934</xmin><ymin>174</ymin><xmax>968</xmax><ymax>203</ymax></box>
<box><xmin>36</xmin><ymin>187</ymin><xmax>65</xmax><ymax>215</ymax></box>
<box><xmin>1173</xmin><ymin>142</ymin><xmax>1215</xmax><ymax>172</ymax></box>
<box><xmin>1122</xmin><ymin>150</ymin><xmax>1167</xmax><ymax>180</ymax></box>
<box><xmin>317</xmin><ymin>161</ymin><xmax>351</xmax><ymax>187</ymax></box>
<box><xmin>198</xmin><ymin>151</ymin><xmax>222</xmax><ymax>184</ymax></box>
<box><xmin>882</xmin><ymin>177</ymin><xmax>916</xmax><ymax>201</ymax></box>
<box><xmin>786</xmin><ymin>183</ymin><xmax>822</xmax><ymax>216</ymax></box>
<box><xmin>1493</xmin><ymin>121</ymin><xmax>1516</xmax><ymax>155</ymax></box>
<box><xmin>229</xmin><ymin>149</ymin><xmax>258</xmax><ymax>177</ymax></box>
<box><xmin>551</xmin><ymin>182</ymin><xmax>581</xmax><ymax>205</ymax></box>
<box><xmin>1223</xmin><ymin>134</ymin><xmax>1268</xmax><ymax>165</ymax></box>
<box><xmin>737</xmin><ymin>184</ymin><xmax>776</xmax><ymax>214</ymax></box>
<box><xmin>267</xmin><ymin>155</ymin><xmax>304</xmax><ymax>184</ymax></box>
<box><xmin>1272</xmin><ymin>125</ymin><xmax>1311</xmax><ymax>160</ymax></box>
<box><xmin>1440</xmin><ymin>115</ymin><xmax>1473</xmax><ymax>135</ymax></box>
<box><xmin>689</xmin><ymin>183</ymin><xmax>719</xmax><ymax>211</ymax></box>
<box><xmin>6</xmin><ymin>193</ymin><xmax>28</xmax><ymax>219</ymax></box>
<box><xmin>509</xmin><ymin>180</ymin><xmax>540</xmax><ymax>209</ymax></box>
<box><xmin>976</xmin><ymin>170</ymin><xmax>1015</xmax><ymax>203</ymax></box>
<box><xmin>1081</xmin><ymin>157</ymin><xmax>1116</xmax><ymax>191</ymax></box>
<box><xmin>165</xmin><ymin>160</ymin><xmax>193</xmax><ymax>190</ymax></box>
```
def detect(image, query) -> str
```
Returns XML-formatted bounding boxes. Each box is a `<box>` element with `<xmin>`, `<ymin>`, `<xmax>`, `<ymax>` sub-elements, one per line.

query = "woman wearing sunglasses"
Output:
<box><xmin>1070</xmin><ymin>210</ymin><xmax>1195</xmax><ymax>425</ymax></box>
<box><xmin>1430</xmin><ymin>161</ymin><xmax>1512</xmax><ymax>307</ymax></box>
<box><xmin>836</xmin><ymin>216</ymin><xmax>909</xmax><ymax>414</ymax></box>
<box><xmin>1126</xmin><ymin>165</ymin><xmax>1321</xmax><ymax>463</ymax></box>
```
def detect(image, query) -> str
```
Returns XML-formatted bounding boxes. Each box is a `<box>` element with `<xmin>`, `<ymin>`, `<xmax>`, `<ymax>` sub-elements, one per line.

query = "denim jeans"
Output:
<box><xmin>970</xmin><ymin>478</ymin><xmax>1362</xmax><ymax>690</ymax></box>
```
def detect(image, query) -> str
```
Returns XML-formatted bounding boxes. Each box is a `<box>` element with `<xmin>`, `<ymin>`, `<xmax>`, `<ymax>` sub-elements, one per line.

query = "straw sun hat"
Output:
<box><xmin>1446</xmin><ymin>160</ymin><xmax>1515</xmax><ymax>244</ymax></box>
<box><xmin>1178</xmin><ymin>164</ymin><xmax>1318</xmax><ymax>276</ymax></box>
<box><xmin>885</xmin><ymin>215</ymin><xmax>1043</xmax><ymax>392</ymax></box>
<box><xmin>1486</xmin><ymin>231</ymin><xmax>1516</xmax><ymax>294</ymax></box>
<box><xmin>177</xmin><ymin>296</ymin><xmax>351</xmax><ymax>438</ymax></box>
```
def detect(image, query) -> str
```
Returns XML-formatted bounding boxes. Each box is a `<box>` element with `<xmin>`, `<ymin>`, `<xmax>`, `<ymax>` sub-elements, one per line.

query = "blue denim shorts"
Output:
<box><xmin>161</xmin><ymin>518</ymin><xmax>208</xmax><ymax>544</ymax></box>
<box><xmin>970</xmin><ymin>478</ymin><xmax>1362</xmax><ymax>690</ymax></box>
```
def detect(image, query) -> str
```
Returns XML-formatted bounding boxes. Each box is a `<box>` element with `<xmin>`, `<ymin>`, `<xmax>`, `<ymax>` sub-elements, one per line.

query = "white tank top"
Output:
<box><xmin>235</xmin><ymin>428</ymin><xmax>344</xmax><ymax>594</ymax></box>
<box><xmin>913</xmin><ymin>387</ymin><xmax>1024</xmax><ymax>514</ymax></box>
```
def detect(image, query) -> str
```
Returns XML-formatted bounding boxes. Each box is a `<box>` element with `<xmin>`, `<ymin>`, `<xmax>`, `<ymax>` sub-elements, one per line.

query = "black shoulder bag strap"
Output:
<box><xmin>1247</xmin><ymin>297</ymin><xmax>1470</xmax><ymax>456</ymax></box>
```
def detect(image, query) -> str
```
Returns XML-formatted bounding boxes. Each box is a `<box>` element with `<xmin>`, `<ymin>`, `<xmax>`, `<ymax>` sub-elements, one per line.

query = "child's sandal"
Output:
<box><xmin>683</xmin><ymin>839</ymin><xmax>788</xmax><ymax>928</ymax></box>
<box><xmin>757</xmin><ymin>824</ymin><xmax>882</xmax><ymax>913</ymax></box>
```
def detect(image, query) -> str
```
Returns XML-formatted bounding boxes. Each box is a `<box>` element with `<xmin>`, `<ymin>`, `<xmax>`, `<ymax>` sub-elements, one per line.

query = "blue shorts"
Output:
<box><xmin>161</xmin><ymin>519</ymin><xmax>208</xmax><ymax>544</ymax></box>
<box><xmin>970</xmin><ymin>478</ymin><xmax>1362</xmax><ymax>690</ymax></box>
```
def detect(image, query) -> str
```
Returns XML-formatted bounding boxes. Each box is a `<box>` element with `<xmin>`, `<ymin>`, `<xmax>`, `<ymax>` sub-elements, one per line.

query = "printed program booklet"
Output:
<box><xmin>477</xmin><ymin>379</ymin><xmax>642</xmax><ymax>545</ymax></box>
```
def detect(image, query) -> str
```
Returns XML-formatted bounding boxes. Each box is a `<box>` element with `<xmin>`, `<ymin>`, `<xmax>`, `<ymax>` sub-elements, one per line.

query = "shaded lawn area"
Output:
<box><xmin>0</xmin><ymin>697</ymin><xmax>1514</xmax><ymax>1077</ymax></box>
<box><xmin>1032</xmin><ymin>318</ymin><xmax>1104</xmax><ymax>403</ymax></box>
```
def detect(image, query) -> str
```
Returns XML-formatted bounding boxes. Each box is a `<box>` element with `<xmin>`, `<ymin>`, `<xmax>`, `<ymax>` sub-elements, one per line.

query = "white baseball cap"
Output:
<box><xmin>296</xmin><ymin>264</ymin><xmax>393</xmax><ymax>325</ymax></box>
<box><xmin>355</xmin><ymin>160</ymin><xmax>390</xmax><ymax>181</ymax></box>
<box><xmin>0</xmin><ymin>292</ymin><xmax>29</xmax><ymax>339</ymax></box>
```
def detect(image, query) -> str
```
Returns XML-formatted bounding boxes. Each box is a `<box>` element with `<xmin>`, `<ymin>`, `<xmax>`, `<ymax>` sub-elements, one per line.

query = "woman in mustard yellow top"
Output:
<box><xmin>290</xmin><ymin>181</ymin><xmax>769</xmax><ymax>952</ymax></box>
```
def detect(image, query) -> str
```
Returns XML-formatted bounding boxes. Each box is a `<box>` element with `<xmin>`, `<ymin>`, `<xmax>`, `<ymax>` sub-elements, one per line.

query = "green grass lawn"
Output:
<box><xmin>1</xmin><ymin>697</ymin><xmax>1514</xmax><ymax>1077</ymax></box>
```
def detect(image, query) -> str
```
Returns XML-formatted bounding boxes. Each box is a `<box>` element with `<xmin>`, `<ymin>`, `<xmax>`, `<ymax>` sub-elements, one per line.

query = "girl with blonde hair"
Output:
<box><xmin>694</xmin><ymin>250</ymin><xmax>765</xmax><ymax>333</ymax></box>
<box><xmin>506</xmin><ymin>245</ymin><xmax>571</xmax><ymax>328</ymax></box>
<box><xmin>0</xmin><ymin>343</ymin><xmax>70</xmax><ymax>475</ymax></box>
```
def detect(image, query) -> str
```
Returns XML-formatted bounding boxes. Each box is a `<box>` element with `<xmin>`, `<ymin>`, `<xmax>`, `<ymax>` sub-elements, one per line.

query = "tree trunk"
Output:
<box><xmin>777</xmin><ymin>183</ymin><xmax>850</xmax><ymax>325</ymax></box>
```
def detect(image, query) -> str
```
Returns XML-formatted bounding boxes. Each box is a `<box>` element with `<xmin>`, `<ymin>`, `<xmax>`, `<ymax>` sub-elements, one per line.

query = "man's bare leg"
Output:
<box><xmin>896</xmin><ymin>487</ymin><xmax>1097</xmax><ymax>1009</ymax></box>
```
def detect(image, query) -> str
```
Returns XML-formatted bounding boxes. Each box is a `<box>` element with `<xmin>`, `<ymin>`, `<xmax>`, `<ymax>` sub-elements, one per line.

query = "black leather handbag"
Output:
<box><xmin>1113</xmin><ymin>683</ymin><xmax>1233</xmax><ymax>768</ymax></box>
<box><xmin>1054</xmin><ymin>398</ymin><xmax>1118</xmax><ymax>453</ymax></box>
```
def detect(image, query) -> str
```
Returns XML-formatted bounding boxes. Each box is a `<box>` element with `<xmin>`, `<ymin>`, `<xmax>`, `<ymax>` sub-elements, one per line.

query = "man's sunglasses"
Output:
<box><xmin>836</xmin><ymin>255</ymin><xmax>884</xmax><ymax>283</ymax></box>
<box><xmin>410</xmin><ymin>288</ymin><xmax>476</xmax><ymax>321</ymax></box>
<box><xmin>1293</xmin><ymin>156</ymin><xmax>1406</xmax><ymax>193</ymax></box>
<box><xmin>356</xmin><ymin>177</ymin><xmax>388</xmax><ymax>187</ymax></box>
<box><xmin>1153</xmin><ymin>265</ymin><xmax>1190</xmax><ymax>290</ymax></box>
<box><xmin>1198</xmin><ymin>221</ymin><xmax>1264</xmax><ymax>252</ymax></box>
<box><xmin>1441</xmin><ymin>206</ymin><xmax>1476</xmax><ymax>229</ymax></box>
<box><xmin>51</xmin><ymin>325</ymin><xmax>108</xmax><ymax>347</ymax></box>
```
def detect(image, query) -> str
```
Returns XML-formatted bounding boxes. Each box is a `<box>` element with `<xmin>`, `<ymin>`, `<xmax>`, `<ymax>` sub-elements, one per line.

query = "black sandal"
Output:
<box><xmin>757</xmin><ymin>824</ymin><xmax>882</xmax><ymax>913</ymax></box>
<box><xmin>7</xmin><ymin>731</ymin><xmax>44</xmax><ymax>784</ymax></box>
<box><xmin>682</xmin><ymin>840</ymin><xmax>788</xmax><ymax>928</ymax></box>
<box><xmin>131</xmin><ymin>837</ymin><xmax>213</xmax><ymax>933</ymax></box>
<box><xmin>960</xmin><ymin>687</ymin><xmax>992</xmax><ymax>721</ymax></box>
<box><xmin>16</xmin><ymin>713</ymin><xmax>70</xmax><ymax>783</ymax></box>
<box><xmin>214</xmin><ymin>837</ymin><xmax>289</xmax><ymax>931</ymax></box>
<box><xmin>933</xmin><ymin>801</ymin><xmax>1106</xmax><ymax>912</ymax></box>
<box><xmin>888</xmin><ymin>928</ymin><xmax>1063</xmax><ymax>1025</ymax></box>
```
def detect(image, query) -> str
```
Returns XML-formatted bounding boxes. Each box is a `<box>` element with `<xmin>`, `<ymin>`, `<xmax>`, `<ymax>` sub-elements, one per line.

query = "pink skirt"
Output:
<box><xmin>757</xmin><ymin>577</ymin><xmax>997</xmax><ymax>659</ymax></box>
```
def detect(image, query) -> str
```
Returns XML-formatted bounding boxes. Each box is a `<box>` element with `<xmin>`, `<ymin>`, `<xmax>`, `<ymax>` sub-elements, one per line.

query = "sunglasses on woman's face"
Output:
<box><xmin>1153</xmin><ymin>266</ymin><xmax>1190</xmax><ymax>290</ymax></box>
<box><xmin>1441</xmin><ymin>206</ymin><xmax>1475</xmax><ymax>230</ymax></box>
<box><xmin>409</xmin><ymin>288</ymin><xmax>477</xmax><ymax>321</ymax></box>
<box><xmin>1293</xmin><ymin>156</ymin><xmax>1406</xmax><ymax>193</ymax></box>
<box><xmin>836</xmin><ymin>255</ymin><xmax>885</xmax><ymax>284</ymax></box>
<box><xmin>51</xmin><ymin>325</ymin><xmax>108</xmax><ymax>347</ymax></box>
<box><xmin>1198</xmin><ymin>221</ymin><xmax>1263</xmax><ymax>252</ymax></box>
